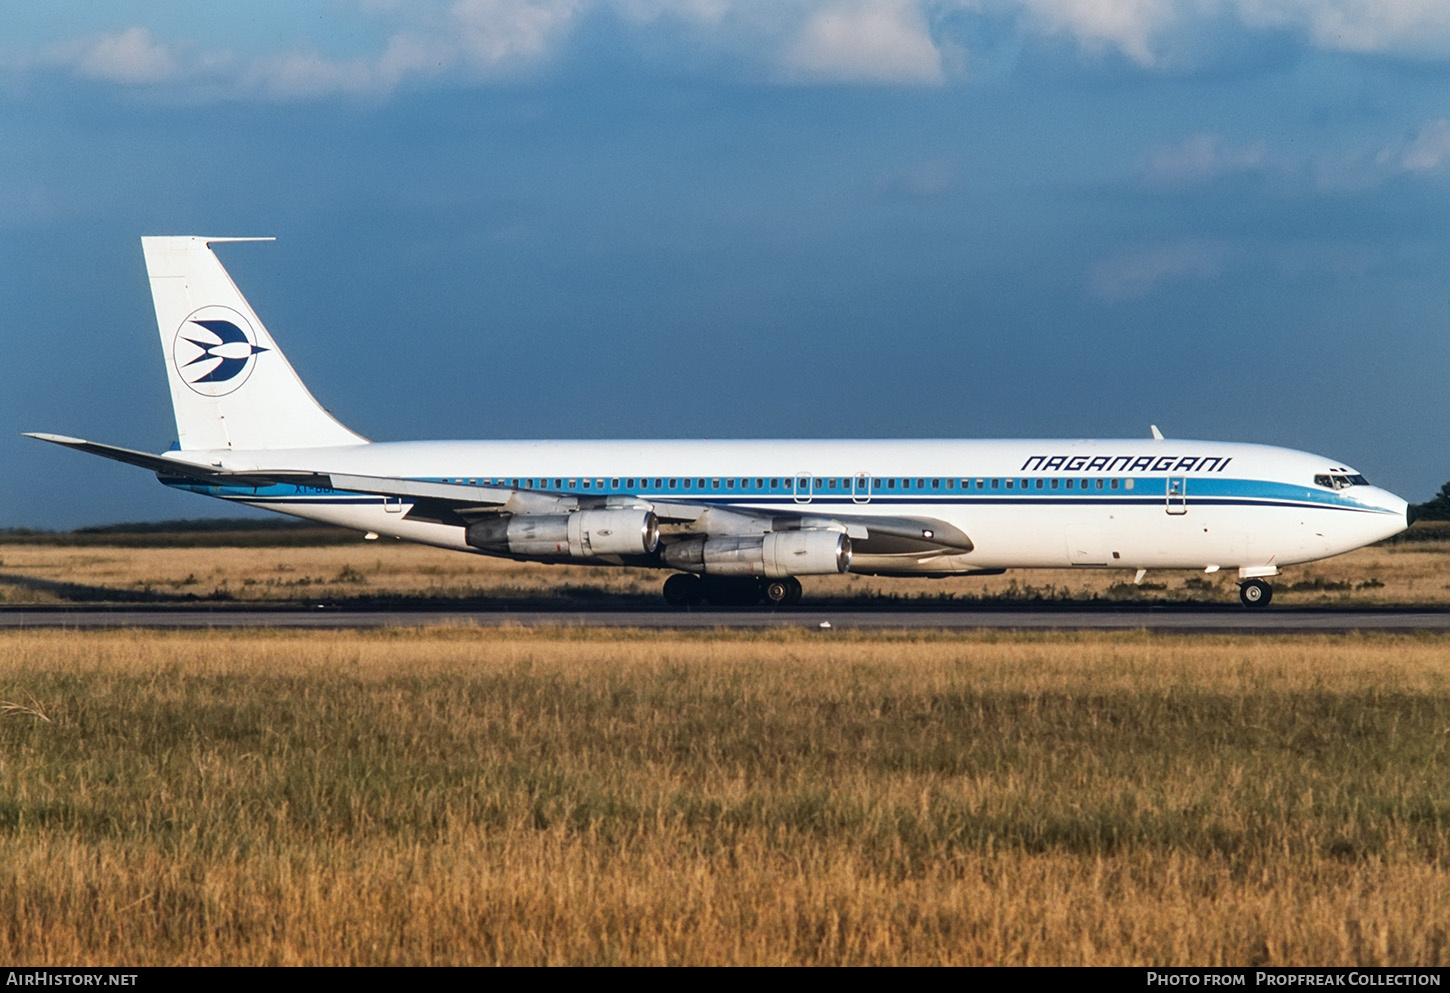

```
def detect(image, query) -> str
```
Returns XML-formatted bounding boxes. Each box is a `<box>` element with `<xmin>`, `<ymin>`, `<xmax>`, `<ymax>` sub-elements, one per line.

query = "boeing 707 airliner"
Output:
<box><xmin>28</xmin><ymin>237</ymin><xmax>1412</xmax><ymax>607</ymax></box>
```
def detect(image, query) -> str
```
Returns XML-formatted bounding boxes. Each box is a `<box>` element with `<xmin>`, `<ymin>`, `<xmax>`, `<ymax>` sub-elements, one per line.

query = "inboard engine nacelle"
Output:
<box><xmin>662</xmin><ymin>530</ymin><xmax>852</xmax><ymax>577</ymax></box>
<box><xmin>466</xmin><ymin>509</ymin><xmax>660</xmax><ymax>558</ymax></box>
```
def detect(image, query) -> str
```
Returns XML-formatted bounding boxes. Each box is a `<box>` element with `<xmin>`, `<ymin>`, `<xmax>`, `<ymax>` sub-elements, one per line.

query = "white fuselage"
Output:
<box><xmin>164</xmin><ymin>437</ymin><xmax>1410</xmax><ymax>576</ymax></box>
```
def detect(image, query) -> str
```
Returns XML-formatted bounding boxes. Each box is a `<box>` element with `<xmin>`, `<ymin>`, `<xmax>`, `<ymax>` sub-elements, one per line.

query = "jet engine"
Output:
<box><xmin>661</xmin><ymin>530</ymin><xmax>851</xmax><ymax>577</ymax></box>
<box><xmin>466</xmin><ymin>509</ymin><xmax>659</xmax><ymax>558</ymax></box>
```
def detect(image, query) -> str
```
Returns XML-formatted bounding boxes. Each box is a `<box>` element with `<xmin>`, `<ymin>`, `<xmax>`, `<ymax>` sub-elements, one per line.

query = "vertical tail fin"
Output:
<box><xmin>143</xmin><ymin>236</ymin><xmax>367</xmax><ymax>451</ymax></box>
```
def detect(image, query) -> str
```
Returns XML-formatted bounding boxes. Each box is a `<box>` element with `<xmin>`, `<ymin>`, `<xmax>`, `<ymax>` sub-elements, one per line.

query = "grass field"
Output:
<box><xmin>2</xmin><ymin>627</ymin><xmax>1448</xmax><ymax>965</ymax></box>
<box><xmin>2</xmin><ymin>521</ymin><xmax>1448</xmax><ymax>607</ymax></box>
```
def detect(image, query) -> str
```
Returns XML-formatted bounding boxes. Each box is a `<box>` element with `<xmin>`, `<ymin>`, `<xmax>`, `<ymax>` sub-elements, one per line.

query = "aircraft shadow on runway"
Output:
<box><xmin>1</xmin><ymin>572</ymin><xmax>1443</xmax><ymax>618</ymax></box>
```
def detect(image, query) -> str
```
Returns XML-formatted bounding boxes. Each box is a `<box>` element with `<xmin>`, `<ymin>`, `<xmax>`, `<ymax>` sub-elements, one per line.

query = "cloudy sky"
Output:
<box><xmin>3</xmin><ymin>1</ymin><xmax>1449</xmax><ymax>528</ymax></box>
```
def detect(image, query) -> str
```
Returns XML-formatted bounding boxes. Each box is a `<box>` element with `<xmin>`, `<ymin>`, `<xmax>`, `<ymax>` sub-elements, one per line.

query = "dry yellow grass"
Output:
<box><xmin>2</xmin><ymin>628</ymin><xmax>1448</xmax><ymax>965</ymax></box>
<box><xmin>0</xmin><ymin>531</ymin><xmax>1445</xmax><ymax>606</ymax></box>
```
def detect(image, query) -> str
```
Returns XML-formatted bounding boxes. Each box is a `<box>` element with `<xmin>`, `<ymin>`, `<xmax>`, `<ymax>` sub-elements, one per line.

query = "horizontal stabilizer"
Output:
<box><xmin>23</xmin><ymin>433</ymin><xmax>254</xmax><ymax>481</ymax></box>
<box><xmin>24</xmin><ymin>432</ymin><xmax>517</xmax><ymax>504</ymax></box>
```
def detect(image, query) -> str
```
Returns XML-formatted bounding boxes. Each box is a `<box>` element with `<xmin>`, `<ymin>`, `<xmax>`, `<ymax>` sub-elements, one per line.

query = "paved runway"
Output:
<box><xmin>4</xmin><ymin>603</ymin><xmax>1449</xmax><ymax>633</ymax></box>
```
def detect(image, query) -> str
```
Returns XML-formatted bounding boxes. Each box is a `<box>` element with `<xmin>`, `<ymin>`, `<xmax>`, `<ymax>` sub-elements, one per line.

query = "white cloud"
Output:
<box><xmin>1011</xmin><ymin>0</ymin><xmax>1450</xmax><ymax>68</ymax></box>
<box><xmin>21</xmin><ymin>1</ymin><xmax>1450</xmax><ymax>101</ymax></box>
<box><xmin>1233</xmin><ymin>0</ymin><xmax>1450</xmax><ymax>57</ymax></box>
<box><xmin>243</xmin><ymin>0</ymin><xmax>588</xmax><ymax>98</ymax></box>
<box><xmin>1089</xmin><ymin>240</ymin><xmax>1229</xmax><ymax>301</ymax></box>
<box><xmin>1388</xmin><ymin>118</ymin><xmax>1450</xmax><ymax>173</ymax></box>
<box><xmin>1135</xmin><ymin>120</ymin><xmax>1450</xmax><ymax>195</ymax></box>
<box><xmin>247</xmin><ymin>51</ymin><xmax>379</xmax><ymax>99</ymax></box>
<box><xmin>1144</xmin><ymin>134</ymin><xmax>1268</xmax><ymax>184</ymax></box>
<box><xmin>72</xmin><ymin>27</ymin><xmax>179</xmax><ymax>85</ymax></box>
<box><xmin>450</xmin><ymin>0</ymin><xmax>585</xmax><ymax>68</ymax></box>
<box><xmin>616</xmin><ymin>0</ymin><xmax>731</xmax><ymax>24</ymax></box>
<box><xmin>1015</xmin><ymin>0</ymin><xmax>1178</xmax><ymax>67</ymax></box>
<box><xmin>784</xmin><ymin>1</ymin><xmax>945</xmax><ymax>84</ymax></box>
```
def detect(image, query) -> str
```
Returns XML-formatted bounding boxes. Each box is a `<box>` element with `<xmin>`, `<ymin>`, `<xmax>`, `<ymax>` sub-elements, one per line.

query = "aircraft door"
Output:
<box><xmin>852</xmin><ymin>473</ymin><xmax>871</xmax><ymax>504</ymax></box>
<box><xmin>1166</xmin><ymin>476</ymin><xmax>1187</xmax><ymax>515</ymax></box>
<box><xmin>793</xmin><ymin>474</ymin><xmax>813</xmax><ymax>504</ymax></box>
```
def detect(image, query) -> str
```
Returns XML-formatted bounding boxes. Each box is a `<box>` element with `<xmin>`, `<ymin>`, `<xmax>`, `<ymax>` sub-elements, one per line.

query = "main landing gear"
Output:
<box><xmin>1238</xmin><ymin>578</ymin><xmax>1273</xmax><ymax>608</ymax></box>
<box><xmin>662</xmin><ymin>573</ymin><xmax>803</xmax><ymax>607</ymax></box>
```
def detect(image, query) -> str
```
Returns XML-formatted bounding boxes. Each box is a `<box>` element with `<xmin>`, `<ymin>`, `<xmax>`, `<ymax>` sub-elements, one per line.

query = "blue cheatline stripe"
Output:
<box><xmin>192</xmin><ymin>493</ymin><xmax>1390</xmax><ymax>517</ymax></box>
<box><xmin>165</xmin><ymin>474</ymin><xmax>1395</xmax><ymax>515</ymax></box>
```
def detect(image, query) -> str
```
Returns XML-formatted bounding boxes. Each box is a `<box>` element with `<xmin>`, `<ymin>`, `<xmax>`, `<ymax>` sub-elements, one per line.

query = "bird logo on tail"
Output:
<box><xmin>172</xmin><ymin>306</ymin><xmax>269</xmax><ymax>396</ymax></box>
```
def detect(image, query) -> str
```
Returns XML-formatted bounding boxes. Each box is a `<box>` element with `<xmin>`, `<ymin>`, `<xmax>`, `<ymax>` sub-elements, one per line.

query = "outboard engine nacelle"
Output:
<box><xmin>661</xmin><ymin>530</ymin><xmax>851</xmax><ymax>577</ymax></box>
<box><xmin>467</xmin><ymin>509</ymin><xmax>659</xmax><ymax>559</ymax></box>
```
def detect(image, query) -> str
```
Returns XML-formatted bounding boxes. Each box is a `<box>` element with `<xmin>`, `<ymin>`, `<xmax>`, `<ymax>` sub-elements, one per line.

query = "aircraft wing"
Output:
<box><xmin>25</xmin><ymin>432</ymin><xmax>972</xmax><ymax>555</ymax></box>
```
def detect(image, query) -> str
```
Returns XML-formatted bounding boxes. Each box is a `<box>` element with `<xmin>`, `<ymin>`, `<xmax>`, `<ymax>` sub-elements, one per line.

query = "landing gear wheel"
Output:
<box><xmin>1239</xmin><ymin>579</ymin><xmax>1273</xmax><ymax>608</ymax></box>
<box><xmin>663</xmin><ymin>573</ymin><xmax>703</xmax><ymax>606</ymax></box>
<box><xmin>763</xmin><ymin>576</ymin><xmax>803</xmax><ymax>607</ymax></box>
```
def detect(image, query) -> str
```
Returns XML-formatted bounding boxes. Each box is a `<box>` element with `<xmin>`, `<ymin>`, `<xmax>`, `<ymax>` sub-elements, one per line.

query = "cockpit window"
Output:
<box><xmin>1314</xmin><ymin>473</ymin><xmax>1369</xmax><ymax>490</ymax></box>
